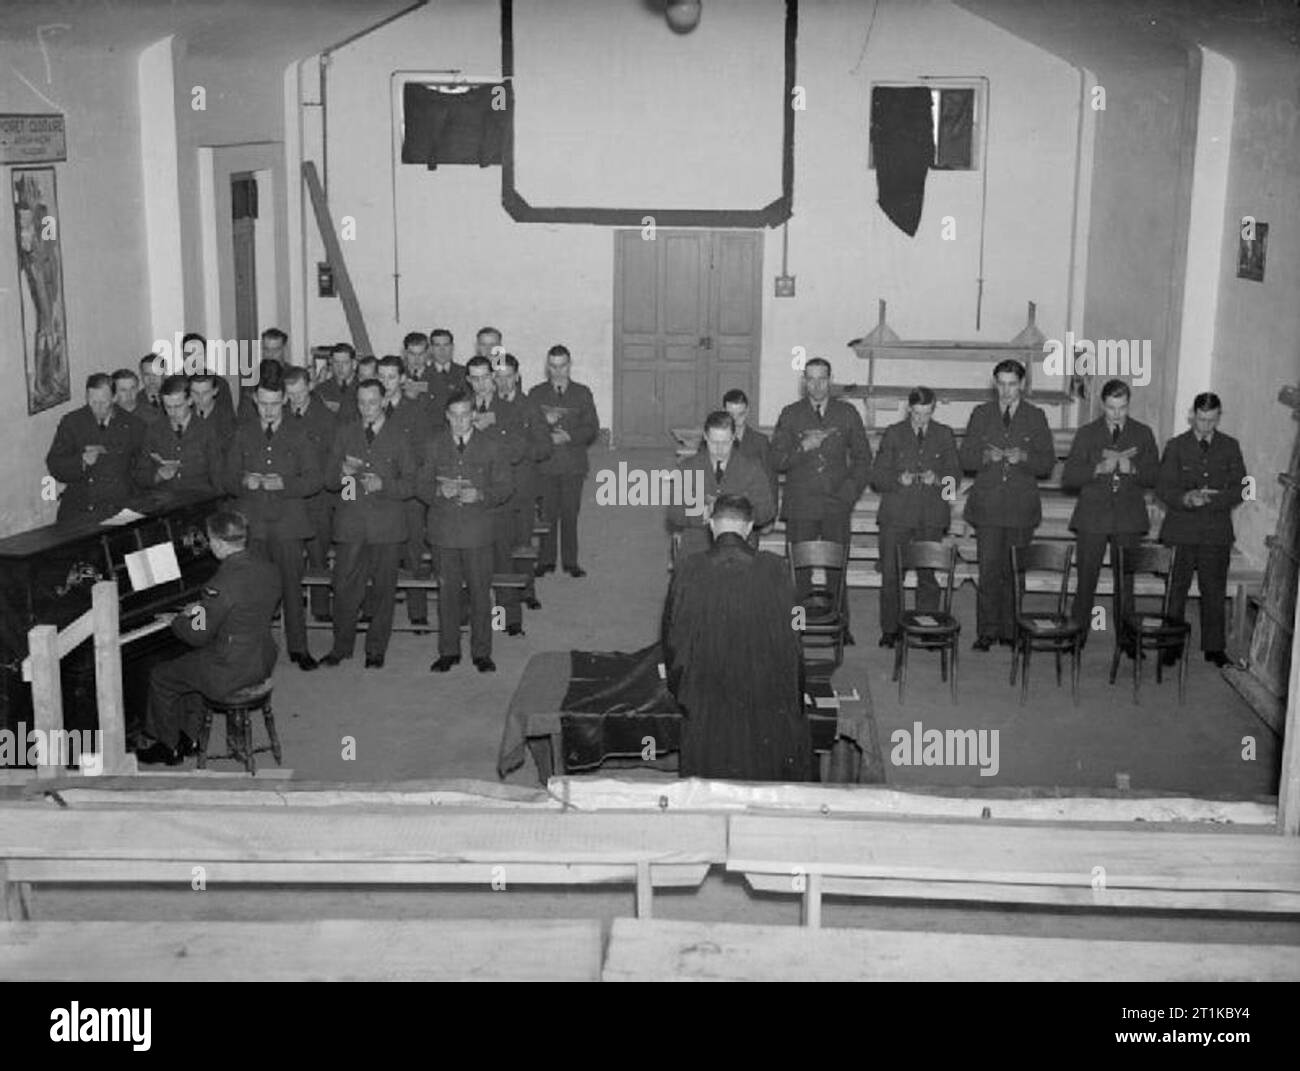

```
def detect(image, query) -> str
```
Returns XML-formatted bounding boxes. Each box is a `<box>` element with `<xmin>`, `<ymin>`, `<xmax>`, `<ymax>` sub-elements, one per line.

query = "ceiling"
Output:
<box><xmin>0</xmin><ymin>0</ymin><xmax>1294</xmax><ymax>71</ymax></box>
<box><xmin>0</xmin><ymin>0</ymin><xmax>422</xmax><ymax>63</ymax></box>
<box><xmin>954</xmin><ymin>0</ymin><xmax>1300</xmax><ymax>68</ymax></box>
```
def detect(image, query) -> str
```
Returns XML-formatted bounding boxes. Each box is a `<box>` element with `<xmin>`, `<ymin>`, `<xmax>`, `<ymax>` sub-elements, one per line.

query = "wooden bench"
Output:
<box><xmin>602</xmin><ymin>917</ymin><xmax>1300</xmax><ymax>981</ymax></box>
<box><xmin>727</xmin><ymin>813</ymin><xmax>1300</xmax><ymax>926</ymax></box>
<box><xmin>0</xmin><ymin>918</ymin><xmax>604</xmax><ymax>981</ymax></box>
<box><xmin>0</xmin><ymin>805</ymin><xmax>726</xmax><ymax>921</ymax></box>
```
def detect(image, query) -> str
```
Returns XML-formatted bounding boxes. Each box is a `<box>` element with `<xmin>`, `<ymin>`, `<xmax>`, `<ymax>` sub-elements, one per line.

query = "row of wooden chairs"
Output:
<box><xmin>789</xmin><ymin>540</ymin><xmax>1194</xmax><ymax>707</ymax></box>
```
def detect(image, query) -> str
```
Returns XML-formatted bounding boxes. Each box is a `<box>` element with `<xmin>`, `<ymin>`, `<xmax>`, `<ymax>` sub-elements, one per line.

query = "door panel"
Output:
<box><xmin>613</xmin><ymin>230</ymin><xmax>762</xmax><ymax>447</ymax></box>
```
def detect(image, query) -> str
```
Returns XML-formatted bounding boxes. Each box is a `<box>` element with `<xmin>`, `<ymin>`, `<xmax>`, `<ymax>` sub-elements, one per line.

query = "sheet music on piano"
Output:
<box><xmin>125</xmin><ymin>542</ymin><xmax>182</xmax><ymax>592</ymax></box>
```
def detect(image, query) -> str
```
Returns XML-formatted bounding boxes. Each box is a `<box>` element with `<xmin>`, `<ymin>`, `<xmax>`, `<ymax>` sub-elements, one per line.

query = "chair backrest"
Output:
<box><xmin>1012</xmin><ymin>542</ymin><xmax>1074</xmax><ymax>618</ymax></box>
<box><xmin>789</xmin><ymin>540</ymin><xmax>847</xmax><ymax>617</ymax></box>
<box><xmin>897</xmin><ymin>540</ymin><xmax>958</xmax><ymax>614</ymax></box>
<box><xmin>1115</xmin><ymin>542</ymin><xmax>1177</xmax><ymax>619</ymax></box>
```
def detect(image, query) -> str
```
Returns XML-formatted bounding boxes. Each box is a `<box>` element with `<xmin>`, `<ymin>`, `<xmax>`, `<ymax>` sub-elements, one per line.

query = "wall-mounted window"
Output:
<box><xmin>868</xmin><ymin>84</ymin><xmax>981</xmax><ymax>171</ymax></box>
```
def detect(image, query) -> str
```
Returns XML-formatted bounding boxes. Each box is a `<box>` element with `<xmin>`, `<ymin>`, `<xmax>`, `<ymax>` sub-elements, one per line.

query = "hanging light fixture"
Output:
<box><xmin>665</xmin><ymin>0</ymin><xmax>702</xmax><ymax>34</ymax></box>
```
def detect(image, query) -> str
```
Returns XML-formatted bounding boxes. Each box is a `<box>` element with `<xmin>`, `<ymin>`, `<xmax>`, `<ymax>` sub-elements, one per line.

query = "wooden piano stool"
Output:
<box><xmin>198</xmin><ymin>678</ymin><xmax>281</xmax><ymax>775</ymax></box>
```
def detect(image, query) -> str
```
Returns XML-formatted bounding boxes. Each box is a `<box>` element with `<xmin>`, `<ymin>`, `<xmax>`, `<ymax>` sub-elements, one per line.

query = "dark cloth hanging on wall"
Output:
<box><xmin>936</xmin><ymin>89</ymin><xmax>974</xmax><ymax>169</ymax></box>
<box><xmin>870</xmin><ymin>86</ymin><xmax>933</xmax><ymax>236</ymax></box>
<box><xmin>401</xmin><ymin>83</ymin><xmax>506</xmax><ymax>169</ymax></box>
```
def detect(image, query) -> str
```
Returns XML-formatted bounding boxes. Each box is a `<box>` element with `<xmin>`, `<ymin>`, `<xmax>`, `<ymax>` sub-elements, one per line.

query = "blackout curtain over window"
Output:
<box><xmin>870</xmin><ymin>87</ymin><xmax>933</xmax><ymax>236</ymax></box>
<box><xmin>401</xmin><ymin>83</ymin><xmax>506</xmax><ymax>169</ymax></box>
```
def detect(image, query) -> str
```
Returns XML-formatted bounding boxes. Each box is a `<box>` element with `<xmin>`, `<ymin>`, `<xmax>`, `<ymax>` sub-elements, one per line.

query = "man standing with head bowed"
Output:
<box><xmin>530</xmin><ymin>345</ymin><xmax>600</xmax><ymax>578</ymax></box>
<box><xmin>961</xmin><ymin>359</ymin><xmax>1056</xmax><ymax>651</ymax></box>
<box><xmin>1156</xmin><ymin>391</ymin><xmax>1247</xmax><ymax>668</ymax></box>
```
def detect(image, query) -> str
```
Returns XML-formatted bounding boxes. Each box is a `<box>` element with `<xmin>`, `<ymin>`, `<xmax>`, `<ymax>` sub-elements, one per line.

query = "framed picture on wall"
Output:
<box><xmin>12</xmin><ymin>166</ymin><xmax>69</xmax><ymax>414</ymax></box>
<box><xmin>1237</xmin><ymin>220</ymin><xmax>1268</xmax><ymax>283</ymax></box>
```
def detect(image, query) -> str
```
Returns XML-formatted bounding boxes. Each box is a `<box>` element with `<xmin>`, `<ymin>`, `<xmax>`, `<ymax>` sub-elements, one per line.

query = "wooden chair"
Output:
<box><xmin>1109</xmin><ymin>544</ymin><xmax>1192</xmax><ymax>704</ymax></box>
<box><xmin>893</xmin><ymin>541</ymin><xmax>960</xmax><ymax>703</ymax></box>
<box><xmin>1010</xmin><ymin>543</ymin><xmax>1084</xmax><ymax>706</ymax></box>
<box><xmin>788</xmin><ymin>540</ymin><xmax>848</xmax><ymax>677</ymax></box>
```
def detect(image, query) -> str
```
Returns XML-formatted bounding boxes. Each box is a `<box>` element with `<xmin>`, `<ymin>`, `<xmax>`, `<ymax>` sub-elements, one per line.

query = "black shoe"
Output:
<box><xmin>312</xmin><ymin>612</ymin><xmax>333</xmax><ymax>623</ymax></box>
<box><xmin>320</xmin><ymin>653</ymin><xmax>347</xmax><ymax>667</ymax></box>
<box><xmin>565</xmin><ymin>566</ymin><xmax>587</xmax><ymax>578</ymax></box>
<box><xmin>997</xmin><ymin>638</ymin><xmax>1015</xmax><ymax>649</ymax></box>
<box><xmin>878</xmin><ymin>633</ymin><xmax>898</xmax><ymax>649</ymax></box>
<box><xmin>365</xmin><ymin>654</ymin><xmax>385</xmax><ymax>669</ymax></box>
<box><xmin>506</xmin><ymin>624</ymin><xmax>524</xmax><ymax>636</ymax></box>
<box><xmin>290</xmin><ymin>652</ymin><xmax>318</xmax><ymax>671</ymax></box>
<box><xmin>972</xmin><ymin>636</ymin><xmax>995</xmax><ymax>652</ymax></box>
<box><xmin>844</xmin><ymin>630</ymin><xmax>856</xmax><ymax>646</ymax></box>
<box><xmin>1121</xmin><ymin>641</ymin><xmax>1137</xmax><ymax>660</ymax></box>
<box><xmin>535</xmin><ymin>564</ymin><xmax>555</xmax><ymax>578</ymax></box>
<box><xmin>474</xmin><ymin>657</ymin><xmax>497</xmax><ymax>673</ymax></box>
<box><xmin>176</xmin><ymin>732</ymin><xmax>197</xmax><ymax>759</ymax></box>
<box><xmin>430</xmin><ymin>655</ymin><xmax>461</xmax><ymax>672</ymax></box>
<box><xmin>136</xmin><ymin>740</ymin><xmax>180</xmax><ymax>766</ymax></box>
<box><xmin>409</xmin><ymin>617</ymin><xmax>429</xmax><ymax>627</ymax></box>
<box><xmin>524</xmin><ymin>596</ymin><xmax>542</xmax><ymax>610</ymax></box>
<box><xmin>1160</xmin><ymin>647</ymin><xmax>1182</xmax><ymax>668</ymax></box>
<box><xmin>1205</xmin><ymin>650</ymin><xmax>1231</xmax><ymax>668</ymax></box>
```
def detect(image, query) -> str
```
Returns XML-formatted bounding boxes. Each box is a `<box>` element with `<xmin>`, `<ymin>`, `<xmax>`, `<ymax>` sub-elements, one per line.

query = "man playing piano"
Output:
<box><xmin>46</xmin><ymin>372</ymin><xmax>146</xmax><ymax>523</ymax></box>
<box><xmin>135</xmin><ymin>510</ymin><xmax>281</xmax><ymax>765</ymax></box>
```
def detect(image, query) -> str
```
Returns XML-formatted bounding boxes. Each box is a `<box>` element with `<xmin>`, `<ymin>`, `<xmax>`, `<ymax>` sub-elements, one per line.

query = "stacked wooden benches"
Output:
<box><xmin>2</xmin><ymin>794</ymin><xmax>1295</xmax><ymax>981</ymax></box>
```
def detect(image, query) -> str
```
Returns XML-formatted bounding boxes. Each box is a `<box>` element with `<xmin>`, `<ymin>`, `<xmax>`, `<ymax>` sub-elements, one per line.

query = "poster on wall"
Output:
<box><xmin>12</xmin><ymin>166</ymin><xmax>69</xmax><ymax>414</ymax></box>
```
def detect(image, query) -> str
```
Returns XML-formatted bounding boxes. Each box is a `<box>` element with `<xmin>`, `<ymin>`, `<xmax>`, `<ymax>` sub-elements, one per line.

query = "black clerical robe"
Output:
<box><xmin>661</xmin><ymin>532</ymin><xmax>809</xmax><ymax>781</ymax></box>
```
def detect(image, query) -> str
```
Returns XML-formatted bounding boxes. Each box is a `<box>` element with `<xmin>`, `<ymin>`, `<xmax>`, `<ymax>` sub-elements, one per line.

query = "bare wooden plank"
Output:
<box><xmin>19</xmin><ymin>610</ymin><xmax>93</xmax><ymax>682</ymax></box>
<box><xmin>26</xmin><ymin>627</ymin><xmax>61</xmax><ymax>783</ymax></box>
<box><xmin>555</xmin><ymin>777</ymin><xmax>1278</xmax><ymax>827</ymax></box>
<box><xmin>727</xmin><ymin>814</ymin><xmax>1300</xmax><ymax>893</ymax></box>
<box><xmin>5</xmin><ymin>858</ymin><xmax>709</xmax><ymax>888</ymax></box>
<box><xmin>743</xmin><ymin>873</ymin><xmax>1300</xmax><ymax>913</ymax></box>
<box><xmin>0</xmin><ymin>807</ymin><xmax>726</xmax><ymax>867</ymax></box>
<box><xmin>602</xmin><ymin>918</ymin><xmax>1300</xmax><ymax>982</ymax></box>
<box><xmin>1278</xmin><ymin>568</ymin><xmax>1300</xmax><ymax>835</ymax></box>
<box><xmin>92</xmin><ymin>582</ymin><xmax>135</xmax><ymax>777</ymax></box>
<box><xmin>0</xmin><ymin>920</ymin><xmax>603</xmax><ymax>981</ymax></box>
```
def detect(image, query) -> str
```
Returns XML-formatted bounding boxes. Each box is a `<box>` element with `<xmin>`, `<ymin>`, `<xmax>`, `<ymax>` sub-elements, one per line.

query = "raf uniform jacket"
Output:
<box><xmin>46</xmin><ymin>406</ymin><xmax>146</xmax><ymax>523</ymax></box>
<box><xmin>960</xmin><ymin>399</ymin><xmax>1056</xmax><ymax>529</ymax></box>
<box><xmin>172</xmin><ymin>549</ymin><xmax>280</xmax><ymax>699</ymax></box>
<box><xmin>383</xmin><ymin>393</ymin><xmax>438</xmax><ymax>457</ymax></box>
<box><xmin>285</xmin><ymin>395</ymin><xmax>338</xmax><ymax>519</ymax></box>
<box><xmin>191</xmin><ymin>400</ymin><xmax>236</xmax><ymax>448</ymax></box>
<box><xmin>490</xmin><ymin>390</ymin><xmax>552</xmax><ymax>503</ymax></box>
<box><xmin>1062</xmin><ymin>417</ymin><xmax>1160</xmax><ymax>535</ymax></box>
<box><xmin>872</xmin><ymin>418</ymin><xmax>963</xmax><ymax>531</ymax></box>
<box><xmin>223</xmin><ymin>417</ymin><xmax>323</xmax><ymax>541</ymax></box>
<box><xmin>326</xmin><ymin>417</ymin><xmax>416</xmax><ymax>545</ymax></box>
<box><xmin>416</xmin><ymin>428</ymin><xmax>513</xmax><ymax>549</ymax></box>
<box><xmin>317</xmin><ymin>375</ymin><xmax>359</xmax><ymax>420</ymax></box>
<box><xmin>121</xmin><ymin>400</ymin><xmax>162</xmax><ymax>428</ymax></box>
<box><xmin>667</xmin><ymin>452</ymin><xmax>776</xmax><ymax>532</ymax></box>
<box><xmin>1156</xmin><ymin>429</ymin><xmax>1246</xmax><ymax>547</ymax></box>
<box><xmin>419</xmin><ymin>362</ymin><xmax>468</xmax><ymax>416</ymax></box>
<box><xmin>529</xmin><ymin>380</ymin><xmax>600</xmax><ymax>477</ymax></box>
<box><xmin>133</xmin><ymin>414</ymin><xmax>224</xmax><ymax>495</ymax></box>
<box><xmin>770</xmin><ymin>398</ymin><xmax>873</xmax><ymax>521</ymax></box>
<box><xmin>697</xmin><ymin>425</ymin><xmax>777</xmax><ymax>502</ymax></box>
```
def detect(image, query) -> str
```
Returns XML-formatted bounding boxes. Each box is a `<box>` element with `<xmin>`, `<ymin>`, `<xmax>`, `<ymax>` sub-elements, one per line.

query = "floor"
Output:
<box><xmin>214</xmin><ymin>445</ymin><xmax>1279</xmax><ymax>798</ymax></box>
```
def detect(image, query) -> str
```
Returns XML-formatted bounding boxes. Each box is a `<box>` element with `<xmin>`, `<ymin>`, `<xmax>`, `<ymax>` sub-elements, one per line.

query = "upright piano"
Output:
<box><xmin>0</xmin><ymin>490</ymin><xmax>226</xmax><ymax>753</ymax></box>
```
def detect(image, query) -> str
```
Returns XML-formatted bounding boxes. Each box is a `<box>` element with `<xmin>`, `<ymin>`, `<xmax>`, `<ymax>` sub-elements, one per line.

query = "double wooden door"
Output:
<box><xmin>613</xmin><ymin>229</ymin><xmax>763</xmax><ymax>447</ymax></box>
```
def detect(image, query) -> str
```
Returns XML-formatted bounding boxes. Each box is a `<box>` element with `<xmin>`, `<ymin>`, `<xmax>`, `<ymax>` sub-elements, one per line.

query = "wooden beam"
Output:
<box><xmin>1277</xmin><ymin>567</ymin><xmax>1300</xmax><ymax>835</ymax></box>
<box><xmin>26</xmin><ymin>627</ymin><xmax>61</xmax><ymax>782</ymax></box>
<box><xmin>302</xmin><ymin>160</ymin><xmax>372</xmax><ymax>355</ymax></box>
<box><xmin>727</xmin><ymin>814</ymin><xmax>1300</xmax><ymax>892</ymax></box>
<box><xmin>91</xmin><ymin>582</ymin><xmax>135</xmax><ymax>777</ymax></box>
<box><xmin>20</xmin><ymin>609</ymin><xmax>93</xmax><ymax>682</ymax></box>
<box><xmin>0</xmin><ymin>920</ymin><xmax>604</xmax><ymax>981</ymax></box>
<box><xmin>602</xmin><ymin>919</ymin><xmax>1300</xmax><ymax>982</ymax></box>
